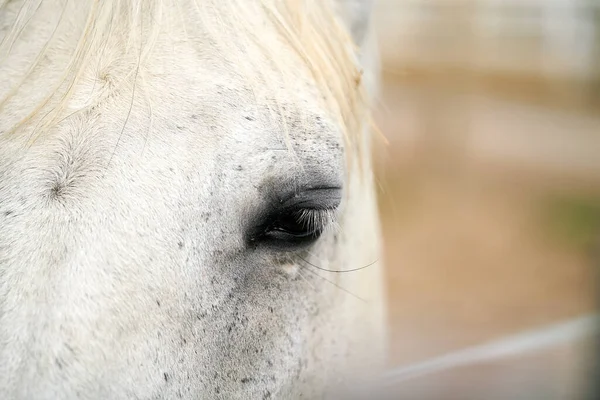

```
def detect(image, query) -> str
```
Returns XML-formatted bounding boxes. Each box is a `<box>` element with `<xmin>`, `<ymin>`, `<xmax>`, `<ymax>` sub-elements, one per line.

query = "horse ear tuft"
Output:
<box><xmin>332</xmin><ymin>0</ymin><xmax>374</xmax><ymax>47</ymax></box>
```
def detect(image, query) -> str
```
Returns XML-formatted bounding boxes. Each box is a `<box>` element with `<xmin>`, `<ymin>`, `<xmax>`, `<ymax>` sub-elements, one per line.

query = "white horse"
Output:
<box><xmin>0</xmin><ymin>0</ymin><xmax>387</xmax><ymax>398</ymax></box>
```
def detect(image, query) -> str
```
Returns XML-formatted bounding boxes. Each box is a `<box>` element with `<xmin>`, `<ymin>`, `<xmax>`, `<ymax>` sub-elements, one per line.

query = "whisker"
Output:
<box><xmin>300</xmin><ymin>255</ymin><xmax>378</xmax><ymax>273</ymax></box>
<box><xmin>299</xmin><ymin>263</ymin><xmax>366</xmax><ymax>303</ymax></box>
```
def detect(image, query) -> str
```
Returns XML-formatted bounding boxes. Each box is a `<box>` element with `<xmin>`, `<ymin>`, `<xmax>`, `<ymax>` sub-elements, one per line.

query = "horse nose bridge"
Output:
<box><xmin>0</xmin><ymin>258</ymin><xmax>104</xmax><ymax>371</ymax></box>
<box><xmin>0</xmin><ymin>249</ymin><xmax>161</xmax><ymax>397</ymax></box>
<box><xmin>0</xmin><ymin>297</ymin><xmax>92</xmax><ymax>397</ymax></box>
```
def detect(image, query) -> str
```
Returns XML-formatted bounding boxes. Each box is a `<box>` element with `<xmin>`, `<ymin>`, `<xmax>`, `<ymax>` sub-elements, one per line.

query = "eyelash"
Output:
<box><xmin>246</xmin><ymin>186</ymin><xmax>342</xmax><ymax>249</ymax></box>
<box><xmin>284</xmin><ymin>208</ymin><xmax>338</xmax><ymax>236</ymax></box>
<box><xmin>248</xmin><ymin>206</ymin><xmax>338</xmax><ymax>249</ymax></box>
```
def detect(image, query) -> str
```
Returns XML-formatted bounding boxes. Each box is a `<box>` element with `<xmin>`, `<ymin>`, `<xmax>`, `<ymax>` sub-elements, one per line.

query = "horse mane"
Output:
<box><xmin>0</xmin><ymin>0</ymin><xmax>368</xmax><ymax>161</ymax></box>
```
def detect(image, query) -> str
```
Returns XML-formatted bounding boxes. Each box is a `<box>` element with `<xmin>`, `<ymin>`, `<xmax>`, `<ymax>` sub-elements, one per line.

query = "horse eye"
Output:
<box><xmin>263</xmin><ymin>207</ymin><xmax>335</xmax><ymax>243</ymax></box>
<box><xmin>247</xmin><ymin>187</ymin><xmax>341</xmax><ymax>250</ymax></box>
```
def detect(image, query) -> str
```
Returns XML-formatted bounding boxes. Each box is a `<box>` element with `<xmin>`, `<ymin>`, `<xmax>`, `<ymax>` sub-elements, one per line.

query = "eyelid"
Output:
<box><xmin>276</xmin><ymin>187</ymin><xmax>342</xmax><ymax>210</ymax></box>
<box><xmin>253</xmin><ymin>207</ymin><xmax>336</xmax><ymax>250</ymax></box>
<box><xmin>246</xmin><ymin>187</ymin><xmax>342</xmax><ymax>248</ymax></box>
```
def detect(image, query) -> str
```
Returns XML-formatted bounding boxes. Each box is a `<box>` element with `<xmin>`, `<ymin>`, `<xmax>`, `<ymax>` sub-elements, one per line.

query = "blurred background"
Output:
<box><xmin>371</xmin><ymin>0</ymin><xmax>600</xmax><ymax>398</ymax></box>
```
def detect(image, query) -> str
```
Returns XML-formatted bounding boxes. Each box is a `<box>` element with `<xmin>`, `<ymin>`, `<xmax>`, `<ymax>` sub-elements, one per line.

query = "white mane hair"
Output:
<box><xmin>0</xmin><ymin>0</ymin><xmax>372</xmax><ymax>163</ymax></box>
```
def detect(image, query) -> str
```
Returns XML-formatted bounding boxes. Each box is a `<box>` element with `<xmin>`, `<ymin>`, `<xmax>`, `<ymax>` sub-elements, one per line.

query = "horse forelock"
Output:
<box><xmin>0</xmin><ymin>0</ymin><xmax>369</xmax><ymax>164</ymax></box>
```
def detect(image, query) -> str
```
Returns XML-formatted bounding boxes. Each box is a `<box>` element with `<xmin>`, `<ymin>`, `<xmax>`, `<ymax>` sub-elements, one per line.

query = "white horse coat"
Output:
<box><xmin>0</xmin><ymin>0</ymin><xmax>386</xmax><ymax>398</ymax></box>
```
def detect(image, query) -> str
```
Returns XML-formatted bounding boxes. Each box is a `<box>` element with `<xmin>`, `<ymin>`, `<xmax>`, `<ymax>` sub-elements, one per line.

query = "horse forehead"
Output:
<box><xmin>40</xmin><ymin>54</ymin><xmax>340</xmax><ymax>182</ymax></box>
<box><xmin>146</xmin><ymin>50</ymin><xmax>328</xmax><ymax>126</ymax></box>
<box><xmin>95</xmin><ymin>75</ymin><xmax>336</xmax><ymax>157</ymax></box>
<box><xmin>69</xmin><ymin>39</ymin><xmax>333</xmax><ymax>138</ymax></box>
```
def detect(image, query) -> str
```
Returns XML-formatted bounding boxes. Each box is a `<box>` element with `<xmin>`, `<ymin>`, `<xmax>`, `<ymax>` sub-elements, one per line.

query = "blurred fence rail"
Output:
<box><xmin>373</xmin><ymin>0</ymin><xmax>600</xmax><ymax>113</ymax></box>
